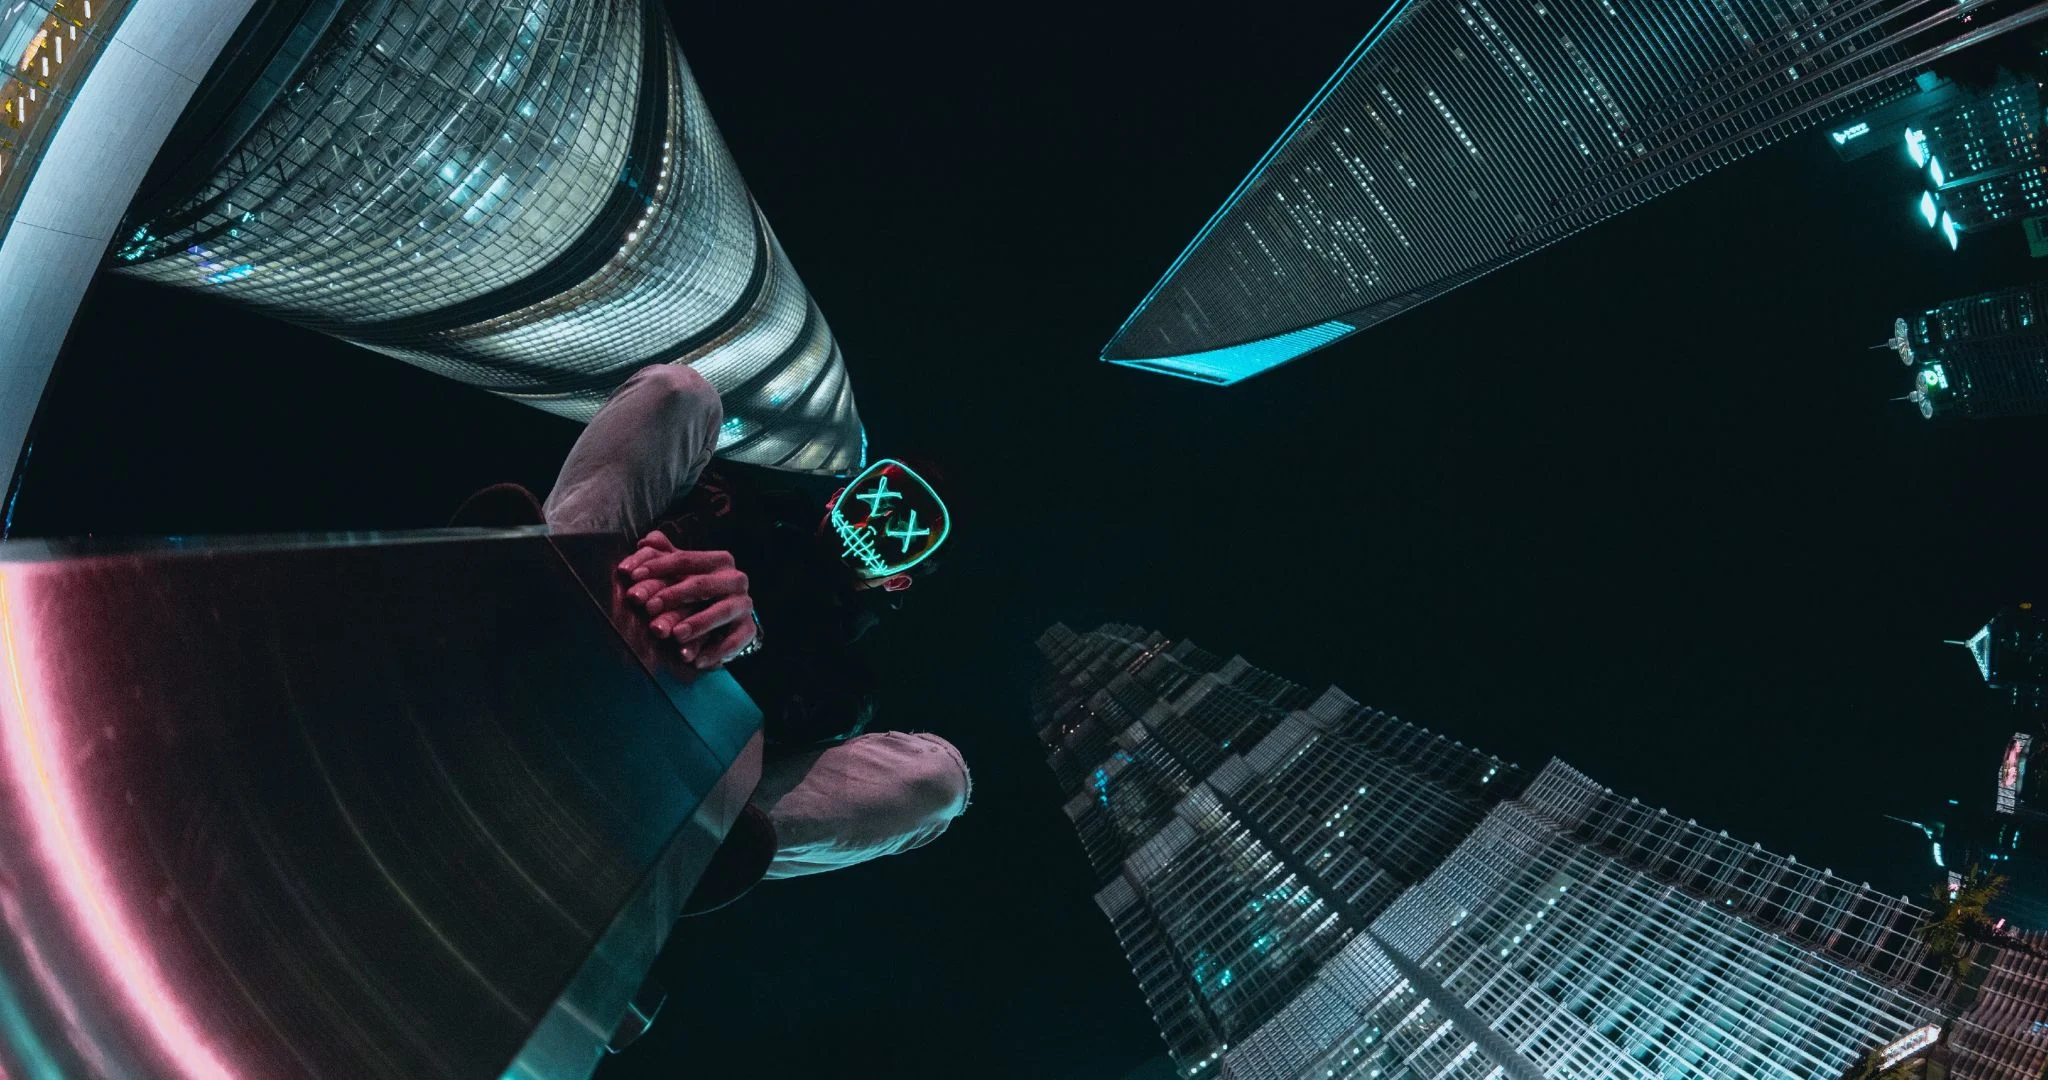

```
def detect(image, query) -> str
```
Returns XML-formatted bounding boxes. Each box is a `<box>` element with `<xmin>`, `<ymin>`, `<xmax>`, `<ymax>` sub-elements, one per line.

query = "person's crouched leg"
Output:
<box><xmin>753</xmin><ymin>731</ymin><xmax>970</xmax><ymax>880</ymax></box>
<box><xmin>543</xmin><ymin>362</ymin><xmax>724</xmax><ymax>536</ymax></box>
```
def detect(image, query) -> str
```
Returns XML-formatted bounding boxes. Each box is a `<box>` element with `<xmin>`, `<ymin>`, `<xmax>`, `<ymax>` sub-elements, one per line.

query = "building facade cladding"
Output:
<box><xmin>1035</xmin><ymin>623</ymin><xmax>1522</xmax><ymax>1076</ymax></box>
<box><xmin>1925</xmin><ymin>76</ymin><xmax>2048</xmax><ymax>231</ymax></box>
<box><xmin>1104</xmin><ymin>0</ymin><xmax>1965</xmax><ymax>383</ymax></box>
<box><xmin>111</xmin><ymin>0</ymin><xmax>862</xmax><ymax>475</ymax></box>
<box><xmin>1950</xmin><ymin>929</ymin><xmax>2048</xmax><ymax>1079</ymax></box>
<box><xmin>1041</xmin><ymin>625</ymin><xmax>2048</xmax><ymax>1080</ymax></box>
<box><xmin>1223</xmin><ymin>761</ymin><xmax>2048</xmax><ymax>1080</ymax></box>
<box><xmin>1900</xmin><ymin>282</ymin><xmax>2048</xmax><ymax>419</ymax></box>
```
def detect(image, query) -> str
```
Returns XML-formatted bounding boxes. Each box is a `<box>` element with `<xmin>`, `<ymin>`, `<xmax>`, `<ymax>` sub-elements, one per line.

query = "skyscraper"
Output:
<box><xmin>1916</xmin><ymin>73</ymin><xmax>2048</xmax><ymax>239</ymax></box>
<box><xmin>93</xmin><ymin>0</ymin><xmax>860</xmax><ymax>474</ymax></box>
<box><xmin>1957</xmin><ymin>603</ymin><xmax>2048</xmax><ymax>710</ymax></box>
<box><xmin>1101</xmin><ymin>0</ymin><xmax>2040</xmax><ymax>385</ymax></box>
<box><xmin>1886</xmin><ymin>283</ymin><xmax>2048</xmax><ymax>419</ymax></box>
<box><xmin>1036</xmin><ymin>623</ymin><xmax>1527</xmax><ymax>1072</ymax></box>
<box><xmin>1040</xmin><ymin>621</ymin><xmax>2048</xmax><ymax>1079</ymax></box>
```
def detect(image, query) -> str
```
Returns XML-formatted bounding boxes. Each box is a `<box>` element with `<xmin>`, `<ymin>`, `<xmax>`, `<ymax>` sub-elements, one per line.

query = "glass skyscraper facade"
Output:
<box><xmin>1102</xmin><ymin>0</ymin><xmax>2016</xmax><ymax>385</ymax></box>
<box><xmin>110</xmin><ymin>0</ymin><xmax>862</xmax><ymax>475</ymax></box>
<box><xmin>1040</xmin><ymin>621</ymin><xmax>2048</xmax><ymax>1079</ymax></box>
<box><xmin>1035</xmin><ymin>623</ymin><xmax>1525</xmax><ymax>1073</ymax></box>
<box><xmin>1889</xmin><ymin>282</ymin><xmax>2048</xmax><ymax>419</ymax></box>
<box><xmin>1918</xmin><ymin>74</ymin><xmax>2048</xmax><ymax>236</ymax></box>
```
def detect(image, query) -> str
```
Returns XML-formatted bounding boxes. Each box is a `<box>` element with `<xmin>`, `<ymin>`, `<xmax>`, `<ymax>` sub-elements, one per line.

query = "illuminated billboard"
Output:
<box><xmin>1999</xmin><ymin>732</ymin><xmax>2033</xmax><ymax>815</ymax></box>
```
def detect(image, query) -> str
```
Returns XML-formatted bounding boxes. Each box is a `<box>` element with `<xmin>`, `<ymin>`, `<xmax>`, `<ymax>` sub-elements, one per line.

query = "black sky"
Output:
<box><xmin>14</xmin><ymin>3</ymin><xmax>2048</xmax><ymax>1077</ymax></box>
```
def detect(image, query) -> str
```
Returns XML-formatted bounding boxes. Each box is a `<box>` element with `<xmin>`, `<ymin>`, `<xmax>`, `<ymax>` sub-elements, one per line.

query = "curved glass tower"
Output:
<box><xmin>113</xmin><ymin>0</ymin><xmax>862</xmax><ymax>475</ymax></box>
<box><xmin>1104</xmin><ymin>0</ymin><xmax>2042</xmax><ymax>385</ymax></box>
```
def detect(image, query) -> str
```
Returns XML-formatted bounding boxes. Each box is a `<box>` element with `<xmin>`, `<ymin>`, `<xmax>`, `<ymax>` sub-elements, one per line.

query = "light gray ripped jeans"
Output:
<box><xmin>544</xmin><ymin>363</ymin><xmax>969</xmax><ymax>879</ymax></box>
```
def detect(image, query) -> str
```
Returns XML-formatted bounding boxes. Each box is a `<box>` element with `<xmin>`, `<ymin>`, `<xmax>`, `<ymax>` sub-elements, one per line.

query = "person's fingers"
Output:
<box><xmin>649</xmin><ymin>605</ymin><xmax>710</xmax><ymax>637</ymax></box>
<box><xmin>686</xmin><ymin>616</ymin><xmax>757</xmax><ymax>670</ymax></box>
<box><xmin>629</xmin><ymin>548</ymin><xmax>734</xmax><ymax>582</ymax></box>
<box><xmin>665</xmin><ymin>595</ymin><xmax>750</xmax><ymax>651</ymax></box>
<box><xmin>616</xmin><ymin>531</ymin><xmax>677</xmax><ymax>576</ymax></box>
<box><xmin>645</xmin><ymin>567</ymin><xmax>746</xmax><ymax>614</ymax></box>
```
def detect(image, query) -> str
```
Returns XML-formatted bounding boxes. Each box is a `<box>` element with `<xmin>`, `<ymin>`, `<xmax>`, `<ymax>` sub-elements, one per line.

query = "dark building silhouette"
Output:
<box><xmin>1041</xmin><ymin>621</ymin><xmax>2048</xmax><ymax>1079</ymax></box>
<box><xmin>1035</xmin><ymin>623</ymin><xmax>1521</xmax><ymax>1071</ymax></box>
<box><xmin>1958</xmin><ymin>602</ymin><xmax>2048</xmax><ymax>711</ymax></box>
<box><xmin>108</xmin><ymin>0</ymin><xmax>863</xmax><ymax>474</ymax></box>
<box><xmin>1102</xmin><ymin>0</ymin><xmax>2031</xmax><ymax>384</ymax></box>
<box><xmin>1889</xmin><ymin>285</ymin><xmax>2048</xmax><ymax>419</ymax></box>
<box><xmin>1919</xmin><ymin>74</ymin><xmax>2048</xmax><ymax>237</ymax></box>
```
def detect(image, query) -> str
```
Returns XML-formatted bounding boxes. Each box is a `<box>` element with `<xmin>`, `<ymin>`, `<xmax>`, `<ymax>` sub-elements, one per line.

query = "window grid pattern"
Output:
<box><xmin>1926</xmin><ymin>78</ymin><xmax>2048</xmax><ymax>230</ymax></box>
<box><xmin>1122</xmin><ymin>788</ymin><xmax>1351</xmax><ymax>1061</ymax></box>
<box><xmin>1904</xmin><ymin>281</ymin><xmax>2048</xmax><ymax>420</ymax></box>
<box><xmin>111</xmin><ymin>0</ymin><xmax>863</xmax><ymax>475</ymax></box>
<box><xmin>1949</xmin><ymin>931</ymin><xmax>2048</xmax><ymax>1079</ymax></box>
<box><xmin>1331</xmin><ymin>771</ymin><xmax>1950</xmax><ymax>1079</ymax></box>
<box><xmin>1106</xmin><ymin>0</ymin><xmax>1954</xmax><ymax>369</ymax></box>
<box><xmin>121</xmin><ymin>0</ymin><xmax>639</xmax><ymax>321</ymax></box>
<box><xmin>1036</xmin><ymin>623</ymin><xmax>1521</xmax><ymax>1077</ymax></box>
<box><xmin>367</xmin><ymin>44</ymin><xmax>757</xmax><ymax>384</ymax></box>
<box><xmin>1046</xmin><ymin>625</ymin><xmax>2048</xmax><ymax>1079</ymax></box>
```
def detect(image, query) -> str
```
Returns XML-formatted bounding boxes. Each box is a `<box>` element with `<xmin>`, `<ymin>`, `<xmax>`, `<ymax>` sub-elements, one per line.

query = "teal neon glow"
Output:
<box><xmin>201</xmin><ymin>263</ymin><xmax>254</xmax><ymax>285</ymax></box>
<box><xmin>1108</xmin><ymin>320</ymin><xmax>1357</xmax><ymax>385</ymax></box>
<box><xmin>0</xmin><ymin>965</ymin><xmax>63</xmax><ymax>1080</ymax></box>
<box><xmin>884</xmin><ymin>509</ymin><xmax>929</xmax><ymax>553</ymax></box>
<box><xmin>1941</xmin><ymin>211</ymin><xmax>1960</xmax><ymax>250</ymax></box>
<box><xmin>1101</xmin><ymin>0</ymin><xmax>1422</xmax><ymax>353</ymax></box>
<box><xmin>1830</xmin><ymin>121</ymin><xmax>1871</xmax><ymax>144</ymax></box>
<box><xmin>835</xmin><ymin>511</ymin><xmax>886</xmax><ymax>572</ymax></box>
<box><xmin>827</xmin><ymin>458</ymin><xmax>950</xmax><ymax>578</ymax></box>
<box><xmin>855</xmin><ymin>476</ymin><xmax>901</xmax><ymax>515</ymax></box>
<box><xmin>1920</xmin><ymin>191</ymin><xmax>1939</xmax><ymax>227</ymax></box>
<box><xmin>1930</xmin><ymin>156</ymin><xmax>1947</xmax><ymax>186</ymax></box>
<box><xmin>1907</xmin><ymin>126</ymin><xmax>1929</xmax><ymax>166</ymax></box>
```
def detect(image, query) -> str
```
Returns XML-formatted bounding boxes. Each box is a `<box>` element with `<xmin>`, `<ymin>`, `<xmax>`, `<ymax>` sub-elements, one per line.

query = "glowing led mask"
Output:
<box><xmin>829</xmin><ymin>458</ymin><xmax>950</xmax><ymax>579</ymax></box>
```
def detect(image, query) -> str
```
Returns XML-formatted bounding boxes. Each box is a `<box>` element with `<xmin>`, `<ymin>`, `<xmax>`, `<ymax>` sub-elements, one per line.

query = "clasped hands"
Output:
<box><xmin>616</xmin><ymin>531</ymin><xmax>759</xmax><ymax>671</ymax></box>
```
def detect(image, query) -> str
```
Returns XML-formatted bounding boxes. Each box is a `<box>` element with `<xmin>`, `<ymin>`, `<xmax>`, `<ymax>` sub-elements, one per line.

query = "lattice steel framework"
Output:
<box><xmin>113</xmin><ymin>0</ymin><xmax>862</xmax><ymax>474</ymax></box>
<box><xmin>1104</xmin><ymin>0</ymin><xmax>2037</xmax><ymax>384</ymax></box>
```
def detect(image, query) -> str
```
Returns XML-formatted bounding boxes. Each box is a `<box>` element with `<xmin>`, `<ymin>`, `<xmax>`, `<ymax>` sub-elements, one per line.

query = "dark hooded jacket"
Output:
<box><xmin>653</xmin><ymin>465</ymin><xmax>897</xmax><ymax>752</ymax></box>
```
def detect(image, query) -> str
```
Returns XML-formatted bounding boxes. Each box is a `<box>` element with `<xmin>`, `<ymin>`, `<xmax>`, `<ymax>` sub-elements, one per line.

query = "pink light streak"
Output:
<box><xmin>0</xmin><ymin>572</ymin><xmax>236</xmax><ymax>1080</ymax></box>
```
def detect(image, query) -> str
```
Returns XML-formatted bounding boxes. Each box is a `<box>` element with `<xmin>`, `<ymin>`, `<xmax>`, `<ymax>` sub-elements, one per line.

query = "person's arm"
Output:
<box><xmin>617</xmin><ymin>531</ymin><xmax>759</xmax><ymax>669</ymax></box>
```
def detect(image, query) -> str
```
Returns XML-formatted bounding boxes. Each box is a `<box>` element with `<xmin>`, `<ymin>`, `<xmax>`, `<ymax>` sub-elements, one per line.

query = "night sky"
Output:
<box><xmin>14</xmin><ymin>3</ymin><xmax>2048</xmax><ymax>1077</ymax></box>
